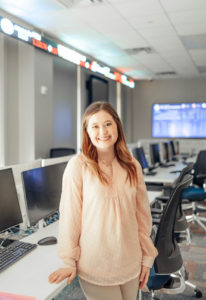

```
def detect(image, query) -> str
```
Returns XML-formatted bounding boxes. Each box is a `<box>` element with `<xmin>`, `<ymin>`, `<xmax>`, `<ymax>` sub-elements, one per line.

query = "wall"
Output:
<box><xmin>18</xmin><ymin>42</ymin><xmax>35</xmax><ymax>163</ymax></box>
<box><xmin>53</xmin><ymin>57</ymin><xmax>77</xmax><ymax>151</ymax></box>
<box><xmin>6</xmin><ymin>37</ymin><xmax>19</xmax><ymax>164</ymax></box>
<box><xmin>0</xmin><ymin>34</ymin><xmax>79</xmax><ymax>164</ymax></box>
<box><xmin>133</xmin><ymin>77</ymin><xmax>206</xmax><ymax>141</ymax></box>
<box><xmin>121</xmin><ymin>85</ymin><xmax>134</xmax><ymax>143</ymax></box>
<box><xmin>0</xmin><ymin>33</ymin><xmax>6</xmax><ymax>166</ymax></box>
<box><xmin>0</xmin><ymin>31</ymin><xmax>131</xmax><ymax>166</ymax></box>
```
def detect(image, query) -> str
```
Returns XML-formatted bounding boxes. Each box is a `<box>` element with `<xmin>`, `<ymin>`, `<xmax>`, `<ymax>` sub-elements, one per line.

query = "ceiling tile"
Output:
<box><xmin>169</xmin><ymin>9</ymin><xmax>206</xmax><ymax>25</ymax></box>
<box><xmin>197</xmin><ymin>66</ymin><xmax>206</xmax><ymax>74</ymax></box>
<box><xmin>138</xmin><ymin>26</ymin><xmax>177</xmax><ymax>39</ymax></box>
<box><xmin>129</xmin><ymin>13</ymin><xmax>170</xmax><ymax>30</ymax></box>
<box><xmin>114</xmin><ymin>38</ymin><xmax>149</xmax><ymax>50</ymax></box>
<box><xmin>160</xmin><ymin>0</ymin><xmax>206</xmax><ymax>12</ymax></box>
<box><xmin>190</xmin><ymin>49</ymin><xmax>206</xmax><ymax>65</ymax></box>
<box><xmin>0</xmin><ymin>0</ymin><xmax>206</xmax><ymax>80</ymax></box>
<box><xmin>113</xmin><ymin>0</ymin><xmax>163</xmax><ymax>17</ymax></box>
<box><xmin>125</xmin><ymin>69</ymin><xmax>154</xmax><ymax>80</ymax></box>
<box><xmin>175</xmin><ymin>23</ymin><xmax>206</xmax><ymax>36</ymax></box>
<box><xmin>181</xmin><ymin>34</ymin><xmax>206</xmax><ymax>50</ymax></box>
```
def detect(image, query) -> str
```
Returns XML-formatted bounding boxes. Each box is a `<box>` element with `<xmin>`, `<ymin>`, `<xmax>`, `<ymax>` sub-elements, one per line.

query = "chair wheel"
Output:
<box><xmin>195</xmin><ymin>289</ymin><xmax>202</xmax><ymax>298</ymax></box>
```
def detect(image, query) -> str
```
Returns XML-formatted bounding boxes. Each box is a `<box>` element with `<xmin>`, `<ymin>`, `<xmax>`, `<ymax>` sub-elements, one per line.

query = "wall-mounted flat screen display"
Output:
<box><xmin>152</xmin><ymin>102</ymin><xmax>206</xmax><ymax>138</ymax></box>
<box><xmin>87</xmin><ymin>75</ymin><xmax>108</xmax><ymax>105</ymax></box>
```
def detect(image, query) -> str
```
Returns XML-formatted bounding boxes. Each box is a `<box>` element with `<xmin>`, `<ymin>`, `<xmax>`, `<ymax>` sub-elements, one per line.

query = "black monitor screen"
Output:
<box><xmin>22</xmin><ymin>162</ymin><xmax>67</xmax><ymax>226</ymax></box>
<box><xmin>87</xmin><ymin>75</ymin><xmax>108</xmax><ymax>105</ymax></box>
<box><xmin>150</xmin><ymin>144</ymin><xmax>161</xmax><ymax>165</ymax></box>
<box><xmin>136</xmin><ymin>147</ymin><xmax>148</xmax><ymax>170</ymax></box>
<box><xmin>0</xmin><ymin>168</ymin><xmax>22</xmax><ymax>233</ymax></box>
<box><xmin>152</xmin><ymin>102</ymin><xmax>206</xmax><ymax>138</ymax></box>
<box><xmin>169</xmin><ymin>140</ymin><xmax>176</xmax><ymax>156</ymax></box>
<box><xmin>162</xmin><ymin>142</ymin><xmax>171</xmax><ymax>162</ymax></box>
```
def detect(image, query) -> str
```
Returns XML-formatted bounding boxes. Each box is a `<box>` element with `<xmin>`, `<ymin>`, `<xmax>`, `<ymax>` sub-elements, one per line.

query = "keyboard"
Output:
<box><xmin>170</xmin><ymin>170</ymin><xmax>181</xmax><ymax>173</ymax></box>
<box><xmin>160</xmin><ymin>163</ymin><xmax>175</xmax><ymax>168</ymax></box>
<box><xmin>145</xmin><ymin>171</ymin><xmax>157</xmax><ymax>176</ymax></box>
<box><xmin>0</xmin><ymin>239</ymin><xmax>37</xmax><ymax>273</ymax></box>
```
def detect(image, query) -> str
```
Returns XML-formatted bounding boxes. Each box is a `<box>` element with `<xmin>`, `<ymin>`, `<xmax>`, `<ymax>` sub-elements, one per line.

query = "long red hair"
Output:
<box><xmin>81</xmin><ymin>101</ymin><xmax>137</xmax><ymax>185</ymax></box>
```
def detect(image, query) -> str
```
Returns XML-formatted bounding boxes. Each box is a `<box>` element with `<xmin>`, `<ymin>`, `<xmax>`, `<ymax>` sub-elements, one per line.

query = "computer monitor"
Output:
<box><xmin>162</xmin><ymin>142</ymin><xmax>172</xmax><ymax>163</ymax></box>
<box><xmin>133</xmin><ymin>147</ymin><xmax>149</xmax><ymax>170</ymax></box>
<box><xmin>150</xmin><ymin>143</ymin><xmax>161</xmax><ymax>166</ymax></box>
<box><xmin>0</xmin><ymin>168</ymin><xmax>23</xmax><ymax>233</ymax></box>
<box><xmin>22</xmin><ymin>162</ymin><xmax>67</xmax><ymax>226</ymax></box>
<box><xmin>169</xmin><ymin>140</ymin><xmax>176</xmax><ymax>156</ymax></box>
<box><xmin>169</xmin><ymin>140</ymin><xmax>180</xmax><ymax>162</ymax></box>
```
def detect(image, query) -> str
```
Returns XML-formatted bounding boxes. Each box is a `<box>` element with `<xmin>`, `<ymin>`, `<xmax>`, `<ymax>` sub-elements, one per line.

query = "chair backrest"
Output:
<box><xmin>164</xmin><ymin>162</ymin><xmax>194</xmax><ymax>198</ymax></box>
<box><xmin>172</xmin><ymin>162</ymin><xmax>194</xmax><ymax>188</ymax></box>
<box><xmin>193</xmin><ymin>150</ymin><xmax>206</xmax><ymax>187</ymax></box>
<box><xmin>174</xmin><ymin>163</ymin><xmax>194</xmax><ymax>232</ymax></box>
<box><xmin>154</xmin><ymin>174</ymin><xmax>193</xmax><ymax>274</ymax></box>
<box><xmin>50</xmin><ymin>147</ymin><xmax>76</xmax><ymax>158</ymax></box>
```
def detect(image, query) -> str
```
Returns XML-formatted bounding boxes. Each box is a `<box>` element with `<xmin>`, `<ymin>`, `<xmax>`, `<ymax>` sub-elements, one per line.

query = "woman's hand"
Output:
<box><xmin>48</xmin><ymin>267</ymin><xmax>76</xmax><ymax>285</ymax></box>
<box><xmin>139</xmin><ymin>265</ymin><xmax>150</xmax><ymax>290</ymax></box>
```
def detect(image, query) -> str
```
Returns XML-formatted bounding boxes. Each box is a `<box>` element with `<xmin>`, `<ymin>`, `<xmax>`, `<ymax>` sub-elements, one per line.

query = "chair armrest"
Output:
<box><xmin>196</xmin><ymin>174</ymin><xmax>206</xmax><ymax>191</ymax></box>
<box><xmin>151</xmin><ymin>208</ymin><xmax>163</xmax><ymax>213</ymax></box>
<box><xmin>156</xmin><ymin>196</ymin><xmax>169</xmax><ymax>202</ymax></box>
<box><xmin>152</xmin><ymin>218</ymin><xmax>161</xmax><ymax>225</ymax></box>
<box><xmin>196</xmin><ymin>174</ymin><xmax>206</xmax><ymax>179</ymax></box>
<box><xmin>151</xmin><ymin>225</ymin><xmax>158</xmax><ymax>242</ymax></box>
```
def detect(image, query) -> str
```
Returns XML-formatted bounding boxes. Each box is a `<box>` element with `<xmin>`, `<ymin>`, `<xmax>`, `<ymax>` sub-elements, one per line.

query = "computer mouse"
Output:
<box><xmin>37</xmin><ymin>236</ymin><xmax>57</xmax><ymax>246</ymax></box>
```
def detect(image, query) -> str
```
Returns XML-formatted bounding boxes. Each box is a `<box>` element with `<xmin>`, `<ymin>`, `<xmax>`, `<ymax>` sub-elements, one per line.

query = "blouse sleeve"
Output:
<box><xmin>57</xmin><ymin>155</ymin><xmax>83</xmax><ymax>269</ymax></box>
<box><xmin>134</xmin><ymin>159</ymin><xmax>158</xmax><ymax>268</ymax></box>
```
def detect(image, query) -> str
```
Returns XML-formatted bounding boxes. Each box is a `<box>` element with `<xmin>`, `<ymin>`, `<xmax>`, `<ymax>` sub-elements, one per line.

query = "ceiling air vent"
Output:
<box><xmin>56</xmin><ymin>0</ymin><xmax>81</xmax><ymax>8</ymax></box>
<box><xmin>155</xmin><ymin>71</ymin><xmax>177</xmax><ymax>76</ymax></box>
<box><xmin>56</xmin><ymin>0</ymin><xmax>102</xmax><ymax>8</ymax></box>
<box><xmin>125</xmin><ymin>47</ymin><xmax>154</xmax><ymax>55</ymax></box>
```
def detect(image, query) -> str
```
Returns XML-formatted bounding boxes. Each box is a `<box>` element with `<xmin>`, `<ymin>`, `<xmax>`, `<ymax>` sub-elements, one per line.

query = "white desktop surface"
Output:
<box><xmin>144</xmin><ymin>161</ymin><xmax>186</xmax><ymax>184</ymax></box>
<box><xmin>147</xmin><ymin>191</ymin><xmax>162</xmax><ymax>205</ymax></box>
<box><xmin>144</xmin><ymin>170</ymin><xmax>179</xmax><ymax>184</ymax></box>
<box><xmin>0</xmin><ymin>222</ymin><xmax>67</xmax><ymax>300</ymax></box>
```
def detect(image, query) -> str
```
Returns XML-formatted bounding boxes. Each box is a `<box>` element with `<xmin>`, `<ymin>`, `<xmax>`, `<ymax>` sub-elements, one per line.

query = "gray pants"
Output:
<box><xmin>79</xmin><ymin>276</ymin><xmax>140</xmax><ymax>300</ymax></box>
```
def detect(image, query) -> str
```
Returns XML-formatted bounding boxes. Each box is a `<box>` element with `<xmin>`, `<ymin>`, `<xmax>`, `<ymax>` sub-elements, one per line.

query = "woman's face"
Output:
<box><xmin>87</xmin><ymin>110</ymin><xmax>118</xmax><ymax>152</ymax></box>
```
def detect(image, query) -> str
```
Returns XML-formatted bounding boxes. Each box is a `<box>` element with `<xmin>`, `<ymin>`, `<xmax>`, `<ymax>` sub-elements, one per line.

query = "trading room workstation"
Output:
<box><xmin>0</xmin><ymin>148</ymin><xmax>163</xmax><ymax>299</ymax></box>
<box><xmin>1</xmin><ymin>10</ymin><xmax>206</xmax><ymax>300</ymax></box>
<box><xmin>0</xmin><ymin>138</ymin><xmax>204</xmax><ymax>300</ymax></box>
<box><xmin>1</xmin><ymin>37</ymin><xmax>206</xmax><ymax>300</ymax></box>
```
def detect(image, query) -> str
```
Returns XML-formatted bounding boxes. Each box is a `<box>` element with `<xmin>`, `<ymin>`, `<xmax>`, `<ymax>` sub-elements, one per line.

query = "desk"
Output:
<box><xmin>144</xmin><ymin>161</ymin><xmax>187</xmax><ymax>185</ymax></box>
<box><xmin>148</xmin><ymin>191</ymin><xmax>162</xmax><ymax>205</ymax></box>
<box><xmin>0</xmin><ymin>222</ymin><xmax>66</xmax><ymax>300</ymax></box>
<box><xmin>0</xmin><ymin>191</ymin><xmax>161</xmax><ymax>300</ymax></box>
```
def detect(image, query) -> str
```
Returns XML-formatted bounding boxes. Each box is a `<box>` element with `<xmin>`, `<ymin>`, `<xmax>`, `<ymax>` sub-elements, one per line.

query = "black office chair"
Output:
<box><xmin>49</xmin><ymin>147</ymin><xmax>76</xmax><ymax>158</ymax></box>
<box><xmin>181</xmin><ymin>150</ymin><xmax>206</xmax><ymax>231</ymax></box>
<box><xmin>141</xmin><ymin>174</ymin><xmax>196</xmax><ymax>298</ymax></box>
<box><xmin>151</xmin><ymin>162</ymin><xmax>194</xmax><ymax>217</ymax></box>
<box><xmin>139</xmin><ymin>174</ymin><xmax>195</xmax><ymax>300</ymax></box>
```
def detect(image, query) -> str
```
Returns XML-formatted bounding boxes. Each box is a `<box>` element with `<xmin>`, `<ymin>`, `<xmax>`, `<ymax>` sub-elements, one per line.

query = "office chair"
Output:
<box><xmin>151</xmin><ymin>162</ymin><xmax>194</xmax><ymax>216</ymax></box>
<box><xmin>151</xmin><ymin>163</ymin><xmax>194</xmax><ymax>247</ymax></box>
<box><xmin>139</xmin><ymin>174</ymin><xmax>201</xmax><ymax>300</ymax></box>
<box><xmin>49</xmin><ymin>147</ymin><xmax>76</xmax><ymax>158</ymax></box>
<box><xmin>181</xmin><ymin>150</ymin><xmax>206</xmax><ymax>232</ymax></box>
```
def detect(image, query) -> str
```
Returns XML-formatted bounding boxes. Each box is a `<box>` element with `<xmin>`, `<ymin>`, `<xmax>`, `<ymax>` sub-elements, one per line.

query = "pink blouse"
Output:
<box><xmin>57</xmin><ymin>154</ymin><xmax>158</xmax><ymax>286</ymax></box>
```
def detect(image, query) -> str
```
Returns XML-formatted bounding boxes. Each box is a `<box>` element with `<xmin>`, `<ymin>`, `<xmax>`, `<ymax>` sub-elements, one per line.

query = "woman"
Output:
<box><xmin>49</xmin><ymin>101</ymin><xmax>158</xmax><ymax>300</ymax></box>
